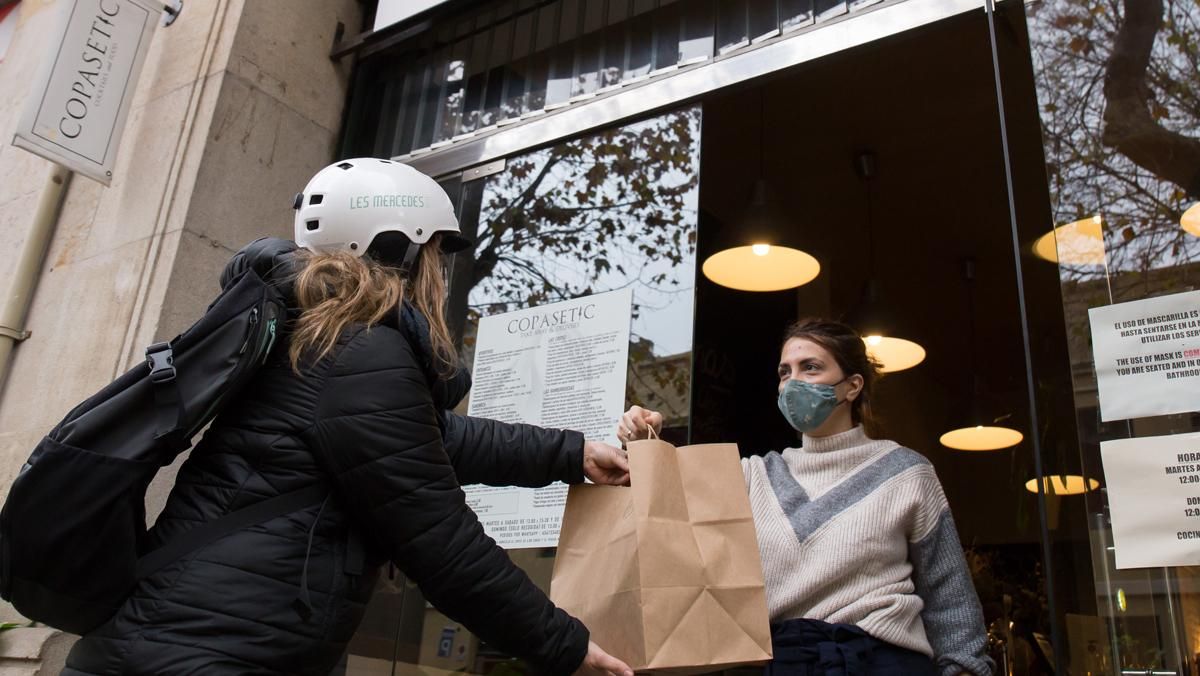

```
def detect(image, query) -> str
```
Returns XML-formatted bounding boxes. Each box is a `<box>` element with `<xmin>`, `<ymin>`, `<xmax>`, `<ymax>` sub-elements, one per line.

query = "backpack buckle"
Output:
<box><xmin>146</xmin><ymin>343</ymin><xmax>176</xmax><ymax>384</ymax></box>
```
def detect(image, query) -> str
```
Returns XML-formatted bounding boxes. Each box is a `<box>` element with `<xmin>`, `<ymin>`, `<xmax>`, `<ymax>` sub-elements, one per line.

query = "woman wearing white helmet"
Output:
<box><xmin>62</xmin><ymin>158</ymin><xmax>634</xmax><ymax>676</ymax></box>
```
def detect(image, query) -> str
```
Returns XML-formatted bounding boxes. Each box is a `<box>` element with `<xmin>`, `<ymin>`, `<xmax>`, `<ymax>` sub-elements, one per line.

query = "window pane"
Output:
<box><xmin>625</xmin><ymin>8</ymin><xmax>654</xmax><ymax>79</ymax></box>
<box><xmin>371</xmin><ymin>68</ymin><xmax>403</xmax><ymax>157</ymax></box>
<box><xmin>534</xmin><ymin>2</ymin><xmax>557</xmax><ymax>52</ymax></box>
<box><xmin>414</xmin><ymin>56</ymin><xmax>446</xmax><ymax>149</ymax></box>
<box><xmin>653</xmin><ymin>1</ymin><xmax>681</xmax><ymax>70</ymax></box>
<box><xmin>340</xmin><ymin>65</ymin><xmax>384</xmax><ymax>158</ymax></box>
<box><xmin>458</xmin><ymin>27</ymin><xmax>492</xmax><ymax>134</ymax></box>
<box><xmin>573</xmin><ymin>15</ymin><xmax>603</xmax><ymax>97</ymax></box>
<box><xmin>458</xmin><ymin>105</ymin><xmax>703</xmax><ymax>433</ymax></box>
<box><xmin>780</xmin><ymin>0</ymin><xmax>814</xmax><ymax>31</ymax></box>
<box><xmin>546</xmin><ymin>43</ymin><xmax>575</xmax><ymax>105</ymax></box>
<box><xmin>504</xmin><ymin>10</ymin><xmax>536</xmax><ymax>117</ymax></box>
<box><xmin>814</xmin><ymin>0</ymin><xmax>847</xmax><ymax>22</ymax></box>
<box><xmin>748</xmin><ymin>0</ymin><xmax>778</xmax><ymax>40</ymax></box>
<box><xmin>600</xmin><ymin>22</ymin><xmax>626</xmax><ymax>88</ymax></box>
<box><xmin>679</xmin><ymin>0</ymin><xmax>715</xmax><ymax>63</ymax></box>
<box><xmin>392</xmin><ymin>67</ymin><xmax>420</xmax><ymax>155</ymax></box>
<box><xmin>434</xmin><ymin>43</ymin><xmax>466</xmax><ymax>142</ymax></box>
<box><xmin>526</xmin><ymin>49</ymin><xmax>550</xmax><ymax>111</ymax></box>
<box><xmin>480</xmin><ymin>20</ymin><xmax>513</xmax><ymax>127</ymax></box>
<box><xmin>546</xmin><ymin>0</ymin><xmax>580</xmax><ymax>105</ymax></box>
<box><xmin>716</xmin><ymin>0</ymin><xmax>749</xmax><ymax>54</ymax></box>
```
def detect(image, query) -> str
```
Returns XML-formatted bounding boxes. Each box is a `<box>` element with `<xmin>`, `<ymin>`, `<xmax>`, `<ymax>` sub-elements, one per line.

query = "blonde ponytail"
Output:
<box><xmin>289</xmin><ymin>236</ymin><xmax>457</xmax><ymax>373</ymax></box>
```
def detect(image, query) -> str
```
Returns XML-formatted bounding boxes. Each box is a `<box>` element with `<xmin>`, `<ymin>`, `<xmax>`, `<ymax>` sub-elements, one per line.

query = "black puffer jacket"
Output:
<box><xmin>63</xmin><ymin>238</ymin><xmax>591</xmax><ymax>675</ymax></box>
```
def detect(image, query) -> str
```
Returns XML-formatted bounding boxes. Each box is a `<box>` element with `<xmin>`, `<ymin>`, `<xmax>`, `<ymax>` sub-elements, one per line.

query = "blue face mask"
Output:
<box><xmin>777</xmin><ymin>378</ymin><xmax>846</xmax><ymax>433</ymax></box>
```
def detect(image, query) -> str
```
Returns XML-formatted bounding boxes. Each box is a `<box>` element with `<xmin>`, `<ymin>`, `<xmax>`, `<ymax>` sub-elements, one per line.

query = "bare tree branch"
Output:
<box><xmin>1103</xmin><ymin>0</ymin><xmax>1200</xmax><ymax>196</ymax></box>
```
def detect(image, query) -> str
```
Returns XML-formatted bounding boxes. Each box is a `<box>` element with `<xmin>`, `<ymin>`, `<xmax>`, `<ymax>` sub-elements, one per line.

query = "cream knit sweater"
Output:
<box><xmin>741</xmin><ymin>425</ymin><xmax>993</xmax><ymax>676</ymax></box>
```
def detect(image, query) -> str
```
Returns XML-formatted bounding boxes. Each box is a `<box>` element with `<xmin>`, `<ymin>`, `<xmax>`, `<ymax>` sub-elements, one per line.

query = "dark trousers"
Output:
<box><xmin>764</xmin><ymin>618</ymin><xmax>939</xmax><ymax>676</ymax></box>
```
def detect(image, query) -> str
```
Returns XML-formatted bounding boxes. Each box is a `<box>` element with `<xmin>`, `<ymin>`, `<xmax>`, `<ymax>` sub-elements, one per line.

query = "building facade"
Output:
<box><xmin>2</xmin><ymin>0</ymin><xmax>1199</xmax><ymax>674</ymax></box>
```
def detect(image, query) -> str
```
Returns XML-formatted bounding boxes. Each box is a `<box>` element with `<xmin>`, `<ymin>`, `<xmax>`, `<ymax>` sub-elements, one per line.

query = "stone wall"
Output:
<box><xmin>0</xmin><ymin>0</ymin><xmax>361</xmax><ymax>667</ymax></box>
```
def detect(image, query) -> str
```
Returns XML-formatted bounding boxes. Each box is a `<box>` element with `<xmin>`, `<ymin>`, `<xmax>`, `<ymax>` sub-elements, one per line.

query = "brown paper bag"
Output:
<box><xmin>551</xmin><ymin>439</ymin><xmax>772</xmax><ymax>673</ymax></box>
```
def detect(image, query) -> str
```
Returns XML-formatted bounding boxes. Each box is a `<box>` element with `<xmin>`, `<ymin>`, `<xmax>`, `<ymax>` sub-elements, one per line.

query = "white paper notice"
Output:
<box><xmin>464</xmin><ymin>288</ymin><xmax>632</xmax><ymax>549</ymax></box>
<box><xmin>1089</xmin><ymin>290</ymin><xmax>1200</xmax><ymax>422</ymax></box>
<box><xmin>1101</xmin><ymin>432</ymin><xmax>1200</xmax><ymax>569</ymax></box>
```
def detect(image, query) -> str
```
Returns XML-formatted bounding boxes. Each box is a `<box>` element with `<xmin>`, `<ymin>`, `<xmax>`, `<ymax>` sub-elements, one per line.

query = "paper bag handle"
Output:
<box><xmin>647</xmin><ymin>424</ymin><xmax>659</xmax><ymax>440</ymax></box>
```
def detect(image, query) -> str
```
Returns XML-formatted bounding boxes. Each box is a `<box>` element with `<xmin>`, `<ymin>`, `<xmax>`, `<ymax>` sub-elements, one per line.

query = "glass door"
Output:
<box><xmin>989</xmin><ymin>0</ymin><xmax>1200</xmax><ymax>673</ymax></box>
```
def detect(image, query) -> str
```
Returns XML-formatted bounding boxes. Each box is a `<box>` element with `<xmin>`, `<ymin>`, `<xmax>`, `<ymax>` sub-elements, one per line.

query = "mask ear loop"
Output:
<box><xmin>831</xmin><ymin>376</ymin><xmax>851</xmax><ymax>408</ymax></box>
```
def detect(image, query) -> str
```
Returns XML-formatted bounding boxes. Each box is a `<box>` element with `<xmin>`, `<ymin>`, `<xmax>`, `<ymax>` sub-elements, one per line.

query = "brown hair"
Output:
<box><xmin>782</xmin><ymin>317</ymin><xmax>882</xmax><ymax>431</ymax></box>
<box><xmin>289</xmin><ymin>235</ymin><xmax>457</xmax><ymax>373</ymax></box>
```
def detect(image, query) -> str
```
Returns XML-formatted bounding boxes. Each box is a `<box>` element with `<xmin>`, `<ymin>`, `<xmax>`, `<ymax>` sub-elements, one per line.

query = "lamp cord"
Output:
<box><xmin>964</xmin><ymin>260</ymin><xmax>979</xmax><ymax>404</ymax></box>
<box><xmin>865</xmin><ymin>177</ymin><xmax>875</xmax><ymax>276</ymax></box>
<box><xmin>758</xmin><ymin>87</ymin><xmax>765</xmax><ymax>179</ymax></box>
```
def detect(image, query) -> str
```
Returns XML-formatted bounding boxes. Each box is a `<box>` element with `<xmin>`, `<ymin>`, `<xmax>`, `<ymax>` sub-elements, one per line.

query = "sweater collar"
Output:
<box><xmin>801</xmin><ymin>425</ymin><xmax>871</xmax><ymax>453</ymax></box>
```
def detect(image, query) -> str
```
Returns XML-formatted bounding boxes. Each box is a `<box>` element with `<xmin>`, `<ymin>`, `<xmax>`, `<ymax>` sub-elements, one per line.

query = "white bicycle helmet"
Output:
<box><xmin>293</xmin><ymin>158</ymin><xmax>470</xmax><ymax>268</ymax></box>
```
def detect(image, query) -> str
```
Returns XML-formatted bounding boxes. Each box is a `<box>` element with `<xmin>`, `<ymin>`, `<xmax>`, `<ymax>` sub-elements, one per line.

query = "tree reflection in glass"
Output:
<box><xmin>1030</xmin><ymin>0</ymin><xmax>1200</xmax><ymax>284</ymax></box>
<box><xmin>448</xmin><ymin>107</ymin><xmax>703</xmax><ymax>429</ymax></box>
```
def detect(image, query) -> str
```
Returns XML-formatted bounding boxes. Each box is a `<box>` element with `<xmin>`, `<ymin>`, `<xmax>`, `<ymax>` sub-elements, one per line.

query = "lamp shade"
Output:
<box><xmin>1024</xmin><ymin>475</ymin><xmax>1100</xmax><ymax>496</ymax></box>
<box><xmin>702</xmin><ymin>245</ymin><xmax>821</xmax><ymax>291</ymax></box>
<box><xmin>863</xmin><ymin>335</ymin><xmax>926</xmax><ymax>373</ymax></box>
<box><xmin>1183</xmin><ymin>202</ymin><xmax>1200</xmax><ymax>237</ymax></box>
<box><xmin>703</xmin><ymin>178</ymin><xmax>821</xmax><ymax>291</ymax></box>
<box><xmin>1032</xmin><ymin>215</ymin><xmax>1104</xmax><ymax>266</ymax></box>
<box><xmin>849</xmin><ymin>280</ymin><xmax>925</xmax><ymax>373</ymax></box>
<box><xmin>940</xmin><ymin>425</ymin><xmax>1024</xmax><ymax>451</ymax></box>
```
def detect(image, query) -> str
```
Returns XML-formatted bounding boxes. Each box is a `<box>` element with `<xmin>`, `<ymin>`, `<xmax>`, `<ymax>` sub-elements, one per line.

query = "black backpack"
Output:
<box><xmin>0</xmin><ymin>266</ymin><xmax>322</xmax><ymax>635</ymax></box>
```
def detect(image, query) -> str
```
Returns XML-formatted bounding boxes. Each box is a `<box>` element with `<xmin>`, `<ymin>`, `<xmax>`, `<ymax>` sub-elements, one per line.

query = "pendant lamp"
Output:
<box><xmin>1024</xmin><ymin>475</ymin><xmax>1100</xmax><ymax>496</ymax></box>
<box><xmin>702</xmin><ymin>88</ymin><xmax>820</xmax><ymax>292</ymax></box>
<box><xmin>1182</xmin><ymin>202</ymin><xmax>1200</xmax><ymax>237</ymax></box>
<box><xmin>848</xmin><ymin>151</ymin><xmax>925</xmax><ymax>373</ymax></box>
<box><xmin>1032</xmin><ymin>214</ymin><xmax>1105</xmax><ymax>266</ymax></box>
<box><xmin>940</xmin><ymin>258</ymin><xmax>1023</xmax><ymax>451</ymax></box>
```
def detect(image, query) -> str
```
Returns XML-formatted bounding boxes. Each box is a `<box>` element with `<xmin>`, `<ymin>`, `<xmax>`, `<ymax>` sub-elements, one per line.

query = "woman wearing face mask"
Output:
<box><xmin>618</xmin><ymin>318</ymin><xmax>993</xmax><ymax>676</ymax></box>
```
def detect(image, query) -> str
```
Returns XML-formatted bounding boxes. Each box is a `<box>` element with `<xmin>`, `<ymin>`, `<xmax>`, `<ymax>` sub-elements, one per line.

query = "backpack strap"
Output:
<box><xmin>136</xmin><ymin>484</ymin><xmax>328</xmax><ymax>580</ymax></box>
<box><xmin>146</xmin><ymin>342</ymin><xmax>182</xmax><ymax>438</ymax></box>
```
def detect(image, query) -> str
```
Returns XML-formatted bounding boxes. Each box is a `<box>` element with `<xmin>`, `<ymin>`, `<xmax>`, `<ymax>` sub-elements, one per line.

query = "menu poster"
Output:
<box><xmin>464</xmin><ymin>288</ymin><xmax>632</xmax><ymax>549</ymax></box>
<box><xmin>1089</xmin><ymin>290</ymin><xmax>1200</xmax><ymax>422</ymax></box>
<box><xmin>1101</xmin><ymin>431</ymin><xmax>1200</xmax><ymax>569</ymax></box>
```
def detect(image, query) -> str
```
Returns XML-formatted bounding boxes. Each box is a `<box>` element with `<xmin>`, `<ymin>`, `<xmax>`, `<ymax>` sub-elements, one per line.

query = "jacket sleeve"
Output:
<box><xmin>439</xmin><ymin>411</ymin><xmax>585</xmax><ymax>488</ymax></box>
<box><xmin>909</xmin><ymin>471</ymin><xmax>995</xmax><ymax>676</ymax></box>
<box><xmin>311</xmin><ymin>327</ymin><xmax>590</xmax><ymax>675</ymax></box>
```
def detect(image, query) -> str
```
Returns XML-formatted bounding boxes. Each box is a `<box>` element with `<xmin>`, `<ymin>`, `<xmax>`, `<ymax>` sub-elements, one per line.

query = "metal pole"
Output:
<box><xmin>0</xmin><ymin>165</ymin><xmax>72</xmax><ymax>389</ymax></box>
<box><xmin>982</xmin><ymin>1</ymin><xmax>1065</xmax><ymax>672</ymax></box>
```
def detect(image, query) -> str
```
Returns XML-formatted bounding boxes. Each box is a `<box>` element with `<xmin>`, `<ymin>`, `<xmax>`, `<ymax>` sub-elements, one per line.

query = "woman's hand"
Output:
<box><xmin>583</xmin><ymin>441</ymin><xmax>630</xmax><ymax>486</ymax></box>
<box><xmin>616</xmin><ymin>405</ymin><xmax>663</xmax><ymax>444</ymax></box>
<box><xmin>574</xmin><ymin>641</ymin><xmax>634</xmax><ymax>676</ymax></box>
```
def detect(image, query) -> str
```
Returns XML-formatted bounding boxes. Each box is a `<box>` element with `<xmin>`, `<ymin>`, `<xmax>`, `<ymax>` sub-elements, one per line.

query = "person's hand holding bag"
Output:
<box><xmin>583</xmin><ymin>441</ymin><xmax>630</xmax><ymax>486</ymax></box>
<box><xmin>616</xmin><ymin>405</ymin><xmax>662</xmax><ymax>444</ymax></box>
<box><xmin>573</xmin><ymin>641</ymin><xmax>634</xmax><ymax>676</ymax></box>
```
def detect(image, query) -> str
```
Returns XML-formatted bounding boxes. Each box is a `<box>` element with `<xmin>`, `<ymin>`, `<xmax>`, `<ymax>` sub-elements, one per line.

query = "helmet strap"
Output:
<box><xmin>398</xmin><ymin>241</ymin><xmax>421</xmax><ymax>277</ymax></box>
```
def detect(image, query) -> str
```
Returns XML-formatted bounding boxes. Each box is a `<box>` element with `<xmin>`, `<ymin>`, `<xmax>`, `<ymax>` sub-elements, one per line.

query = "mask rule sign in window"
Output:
<box><xmin>1089</xmin><ymin>289</ymin><xmax>1200</xmax><ymax>422</ymax></box>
